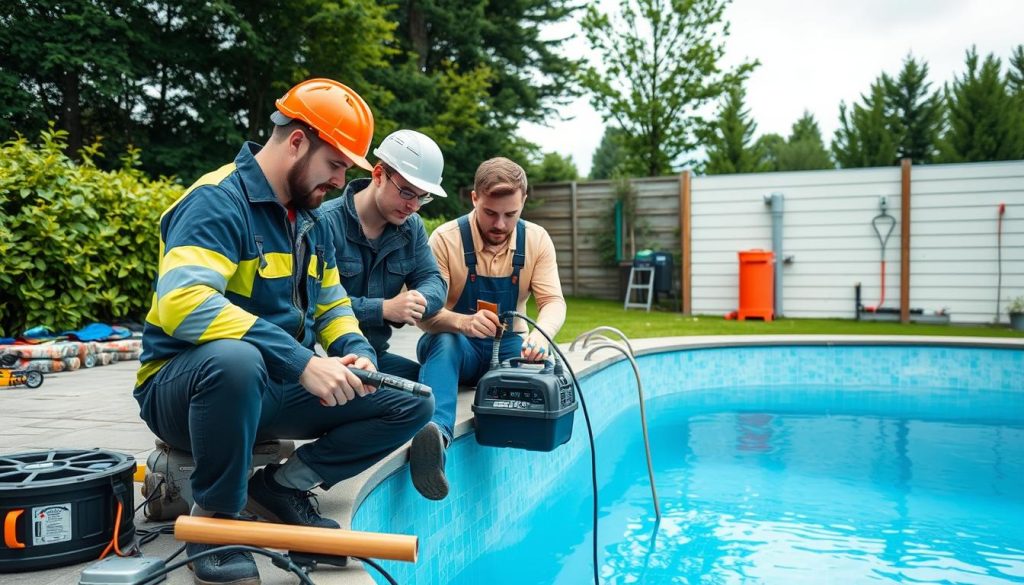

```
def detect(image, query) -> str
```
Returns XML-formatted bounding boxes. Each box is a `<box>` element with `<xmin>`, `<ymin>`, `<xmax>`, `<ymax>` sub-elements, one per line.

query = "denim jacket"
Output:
<box><xmin>320</xmin><ymin>179</ymin><xmax>447</xmax><ymax>353</ymax></box>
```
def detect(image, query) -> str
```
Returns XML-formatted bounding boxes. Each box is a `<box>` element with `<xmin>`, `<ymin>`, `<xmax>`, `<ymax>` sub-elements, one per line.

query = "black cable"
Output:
<box><xmin>138</xmin><ymin>544</ymin><xmax>315</xmax><ymax>585</ymax></box>
<box><xmin>356</xmin><ymin>556</ymin><xmax>400</xmax><ymax>585</ymax></box>
<box><xmin>165</xmin><ymin>542</ymin><xmax>187</xmax><ymax>563</ymax></box>
<box><xmin>135</xmin><ymin>476</ymin><xmax>165</xmax><ymax>514</ymax></box>
<box><xmin>135</xmin><ymin>524</ymin><xmax>174</xmax><ymax>547</ymax></box>
<box><xmin>500</xmin><ymin>311</ymin><xmax>601</xmax><ymax>585</ymax></box>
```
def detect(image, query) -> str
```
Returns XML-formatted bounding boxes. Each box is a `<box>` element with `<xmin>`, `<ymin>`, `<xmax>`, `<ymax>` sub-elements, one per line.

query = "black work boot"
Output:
<box><xmin>187</xmin><ymin>540</ymin><xmax>260</xmax><ymax>585</ymax></box>
<box><xmin>410</xmin><ymin>422</ymin><xmax>449</xmax><ymax>500</ymax></box>
<box><xmin>246</xmin><ymin>463</ymin><xmax>340</xmax><ymax>529</ymax></box>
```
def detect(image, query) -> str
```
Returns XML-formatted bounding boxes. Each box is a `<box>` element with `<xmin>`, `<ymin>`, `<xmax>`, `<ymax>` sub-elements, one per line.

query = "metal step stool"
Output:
<box><xmin>624</xmin><ymin>266</ymin><xmax>656</xmax><ymax>311</ymax></box>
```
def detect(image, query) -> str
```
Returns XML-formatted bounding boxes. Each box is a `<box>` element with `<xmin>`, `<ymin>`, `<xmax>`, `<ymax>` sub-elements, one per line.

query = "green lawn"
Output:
<box><xmin>527</xmin><ymin>296</ymin><xmax>1024</xmax><ymax>343</ymax></box>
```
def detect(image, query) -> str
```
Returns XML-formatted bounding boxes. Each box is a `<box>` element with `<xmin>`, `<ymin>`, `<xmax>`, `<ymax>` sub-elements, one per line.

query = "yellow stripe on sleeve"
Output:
<box><xmin>321</xmin><ymin>266</ymin><xmax>341</xmax><ymax>288</ymax></box>
<box><xmin>199</xmin><ymin>304</ymin><xmax>258</xmax><ymax>342</ymax></box>
<box><xmin>161</xmin><ymin>246</ymin><xmax>237</xmax><ymax>279</ymax></box>
<box><xmin>319</xmin><ymin>315</ymin><xmax>363</xmax><ymax>350</ymax></box>
<box><xmin>316</xmin><ymin>295</ymin><xmax>351</xmax><ymax>319</ymax></box>
<box><xmin>158</xmin><ymin>285</ymin><xmax>218</xmax><ymax>335</ymax></box>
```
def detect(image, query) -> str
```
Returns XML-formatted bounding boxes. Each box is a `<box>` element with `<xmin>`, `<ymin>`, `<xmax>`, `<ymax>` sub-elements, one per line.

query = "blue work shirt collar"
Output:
<box><xmin>235</xmin><ymin>141</ymin><xmax>323</xmax><ymax>223</ymax></box>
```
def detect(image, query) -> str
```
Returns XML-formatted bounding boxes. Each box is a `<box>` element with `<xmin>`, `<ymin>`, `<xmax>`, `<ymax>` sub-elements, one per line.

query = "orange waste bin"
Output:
<box><xmin>737</xmin><ymin>249</ymin><xmax>774</xmax><ymax>321</ymax></box>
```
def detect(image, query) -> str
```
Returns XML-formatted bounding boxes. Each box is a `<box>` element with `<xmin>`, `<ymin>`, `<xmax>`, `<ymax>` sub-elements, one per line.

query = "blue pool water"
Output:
<box><xmin>353</xmin><ymin>345</ymin><xmax>1024</xmax><ymax>584</ymax></box>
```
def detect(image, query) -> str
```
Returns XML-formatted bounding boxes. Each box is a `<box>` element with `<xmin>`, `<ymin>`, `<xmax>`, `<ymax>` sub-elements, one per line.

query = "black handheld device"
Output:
<box><xmin>349</xmin><ymin>368</ymin><xmax>432</xmax><ymax>397</ymax></box>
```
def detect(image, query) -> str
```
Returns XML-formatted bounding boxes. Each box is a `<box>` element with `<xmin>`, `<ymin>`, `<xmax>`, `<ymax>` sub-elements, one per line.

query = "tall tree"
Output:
<box><xmin>377</xmin><ymin>0</ymin><xmax>582</xmax><ymax>217</ymax></box>
<box><xmin>590</xmin><ymin>126</ymin><xmax>633</xmax><ymax>179</ymax></box>
<box><xmin>703</xmin><ymin>84</ymin><xmax>766</xmax><ymax>174</ymax></box>
<box><xmin>832</xmin><ymin>80</ymin><xmax>898</xmax><ymax>168</ymax></box>
<box><xmin>0</xmin><ymin>0</ymin><xmax>398</xmax><ymax>183</ymax></box>
<box><xmin>941</xmin><ymin>47</ymin><xmax>1024</xmax><ymax>162</ymax></box>
<box><xmin>773</xmin><ymin>112</ymin><xmax>833</xmax><ymax>171</ymax></box>
<box><xmin>754</xmin><ymin>132</ymin><xmax>785</xmax><ymax>172</ymax></box>
<box><xmin>529</xmin><ymin>151</ymin><xmax>579</xmax><ymax>183</ymax></box>
<box><xmin>1007</xmin><ymin>45</ymin><xmax>1024</xmax><ymax>153</ymax></box>
<box><xmin>884</xmin><ymin>55</ymin><xmax>945</xmax><ymax>163</ymax></box>
<box><xmin>580</xmin><ymin>0</ymin><xmax>755</xmax><ymax>176</ymax></box>
<box><xmin>0</xmin><ymin>0</ymin><xmax>147</xmax><ymax>156</ymax></box>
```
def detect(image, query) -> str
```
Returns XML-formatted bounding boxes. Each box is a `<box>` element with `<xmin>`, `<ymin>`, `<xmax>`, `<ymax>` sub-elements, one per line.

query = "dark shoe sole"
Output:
<box><xmin>409</xmin><ymin>424</ymin><xmax>449</xmax><ymax>500</ymax></box>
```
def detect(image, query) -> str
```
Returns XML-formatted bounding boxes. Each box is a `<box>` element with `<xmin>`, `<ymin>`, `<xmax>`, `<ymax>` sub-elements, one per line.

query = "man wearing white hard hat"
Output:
<box><xmin>321</xmin><ymin>129</ymin><xmax>448</xmax><ymax>382</ymax></box>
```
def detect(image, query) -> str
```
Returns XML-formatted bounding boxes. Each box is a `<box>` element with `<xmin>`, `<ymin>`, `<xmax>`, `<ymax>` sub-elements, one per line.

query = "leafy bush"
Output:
<box><xmin>593</xmin><ymin>176</ymin><xmax>654</xmax><ymax>266</ymax></box>
<box><xmin>1008</xmin><ymin>296</ymin><xmax>1024</xmax><ymax>314</ymax></box>
<box><xmin>421</xmin><ymin>215</ymin><xmax>449</xmax><ymax>236</ymax></box>
<box><xmin>0</xmin><ymin>127</ymin><xmax>182</xmax><ymax>337</ymax></box>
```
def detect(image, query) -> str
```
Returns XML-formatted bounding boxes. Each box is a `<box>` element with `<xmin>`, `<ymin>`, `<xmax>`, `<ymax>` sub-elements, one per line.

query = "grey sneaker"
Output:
<box><xmin>410</xmin><ymin>422</ymin><xmax>449</xmax><ymax>500</ymax></box>
<box><xmin>246</xmin><ymin>464</ymin><xmax>340</xmax><ymax>529</ymax></box>
<box><xmin>187</xmin><ymin>541</ymin><xmax>260</xmax><ymax>585</ymax></box>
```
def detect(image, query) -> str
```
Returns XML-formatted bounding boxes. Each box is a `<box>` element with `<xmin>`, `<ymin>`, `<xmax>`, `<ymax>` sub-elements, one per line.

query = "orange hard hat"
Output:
<box><xmin>271</xmin><ymin>78</ymin><xmax>375</xmax><ymax>171</ymax></box>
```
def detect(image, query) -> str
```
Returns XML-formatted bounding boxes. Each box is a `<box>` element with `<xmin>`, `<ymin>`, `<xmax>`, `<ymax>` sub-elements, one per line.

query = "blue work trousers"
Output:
<box><xmin>416</xmin><ymin>332</ymin><xmax>523</xmax><ymax>442</ymax></box>
<box><xmin>133</xmin><ymin>339</ymin><xmax>433</xmax><ymax>513</ymax></box>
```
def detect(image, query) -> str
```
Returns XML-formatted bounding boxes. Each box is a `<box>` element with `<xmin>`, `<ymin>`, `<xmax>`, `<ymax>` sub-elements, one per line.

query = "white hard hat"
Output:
<box><xmin>373</xmin><ymin>130</ymin><xmax>447</xmax><ymax>197</ymax></box>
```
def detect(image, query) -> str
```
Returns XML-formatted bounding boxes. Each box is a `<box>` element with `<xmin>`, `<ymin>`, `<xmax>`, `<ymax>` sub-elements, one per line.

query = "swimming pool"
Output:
<box><xmin>352</xmin><ymin>343</ymin><xmax>1024</xmax><ymax>584</ymax></box>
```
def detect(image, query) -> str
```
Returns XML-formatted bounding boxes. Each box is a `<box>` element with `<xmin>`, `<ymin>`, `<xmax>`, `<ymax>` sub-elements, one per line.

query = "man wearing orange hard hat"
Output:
<box><xmin>134</xmin><ymin>78</ymin><xmax>433</xmax><ymax>585</ymax></box>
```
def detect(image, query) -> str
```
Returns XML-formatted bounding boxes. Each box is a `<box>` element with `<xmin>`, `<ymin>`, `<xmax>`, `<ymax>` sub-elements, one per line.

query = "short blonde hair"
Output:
<box><xmin>474</xmin><ymin>157</ymin><xmax>527</xmax><ymax>198</ymax></box>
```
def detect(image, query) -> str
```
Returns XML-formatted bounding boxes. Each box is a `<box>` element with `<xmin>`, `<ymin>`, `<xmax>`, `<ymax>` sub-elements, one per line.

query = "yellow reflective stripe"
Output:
<box><xmin>316</xmin><ymin>295</ymin><xmax>351</xmax><ymax>319</ymax></box>
<box><xmin>199</xmin><ymin>304</ymin><xmax>257</xmax><ymax>342</ymax></box>
<box><xmin>307</xmin><ymin>255</ymin><xmax>319</xmax><ymax>278</ymax></box>
<box><xmin>145</xmin><ymin>292</ymin><xmax>160</xmax><ymax>326</ymax></box>
<box><xmin>136</xmin><ymin>359</ymin><xmax>169</xmax><ymax>387</ymax></box>
<box><xmin>258</xmin><ymin>253</ymin><xmax>292</xmax><ymax>279</ymax></box>
<box><xmin>226</xmin><ymin>258</ymin><xmax>259</xmax><ymax>298</ymax></box>
<box><xmin>160</xmin><ymin>163</ymin><xmax>236</xmax><ymax>219</ymax></box>
<box><xmin>319</xmin><ymin>315</ymin><xmax>362</xmax><ymax>349</ymax></box>
<box><xmin>159</xmin><ymin>285</ymin><xmax>218</xmax><ymax>335</ymax></box>
<box><xmin>322</xmin><ymin>266</ymin><xmax>340</xmax><ymax>288</ymax></box>
<box><xmin>161</xmin><ymin>246</ymin><xmax>236</xmax><ymax>279</ymax></box>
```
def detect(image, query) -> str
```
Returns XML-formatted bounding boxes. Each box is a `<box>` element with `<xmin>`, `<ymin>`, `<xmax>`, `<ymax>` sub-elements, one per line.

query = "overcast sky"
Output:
<box><xmin>518</xmin><ymin>0</ymin><xmax>1024</xmax><ymax>177</ymax></box>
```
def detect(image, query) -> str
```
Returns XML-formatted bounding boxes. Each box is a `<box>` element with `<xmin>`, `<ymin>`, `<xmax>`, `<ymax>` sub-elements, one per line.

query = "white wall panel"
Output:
<box><xmin>691</xmin><ymin>167</ymin><xmax>901</xmax><ymax>318</ymax></box>
<box><xmin>910</xmin><ymin>161</ymin><xmax>1024</xmax><ymax>323</ymax></box>
<box><xmin>526</xmin><ymin>161</ymin><xmax>1023</xmax><ymax>323</ymax></box>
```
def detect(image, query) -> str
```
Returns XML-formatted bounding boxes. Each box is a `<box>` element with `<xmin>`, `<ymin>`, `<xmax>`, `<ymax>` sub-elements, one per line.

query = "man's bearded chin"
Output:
<box><xmin>286</xmin><ymin>153</ymin><xmax>330</xmax><ymax>210</ymax></box>
<box><xmin>478</xmin><ymin>222</ymin><xmax>511</xmax><ymax>246</ymax></box>
<box><xmin>291</xmin><ymin>182</ymin><xmax>332</xmax><ymax>210</ymax></box>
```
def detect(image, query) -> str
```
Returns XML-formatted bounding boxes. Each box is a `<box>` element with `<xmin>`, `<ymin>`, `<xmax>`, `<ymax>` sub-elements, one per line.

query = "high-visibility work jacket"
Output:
<box><xmin>137</xmin><ymin>143</ymin><xmax>373</xmax><ymax>388</ymax></box>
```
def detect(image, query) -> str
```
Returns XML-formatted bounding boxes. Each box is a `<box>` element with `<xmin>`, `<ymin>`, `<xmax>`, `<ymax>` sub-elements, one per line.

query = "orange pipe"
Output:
<box><xmin>174</xmin><ymin>516</ymin><xmax>417</xmax><ymax>562</ymax></box>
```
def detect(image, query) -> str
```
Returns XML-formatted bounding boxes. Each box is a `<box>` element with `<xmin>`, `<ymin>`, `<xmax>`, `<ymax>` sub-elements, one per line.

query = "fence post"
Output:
<box><xmin>680</xmin><ymin>170</ymin><xmax>692</xmax><ymax>315</ymax></box>
<box><xmin>570</xmin><ymin>181</ymin><xmax>578</xmax><ymax>296</ymax></box>
<box><xmin>900</xmin><ymin>158</ymin><xmax>912</xmax><ymax>323</ymax></box>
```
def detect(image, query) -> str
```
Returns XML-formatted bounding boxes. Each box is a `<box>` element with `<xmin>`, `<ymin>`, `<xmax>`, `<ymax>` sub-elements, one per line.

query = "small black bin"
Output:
<box><xmin>634</xmin><ymin>250</ymin><xmax>673</xmax><ymax>293</ymax></box>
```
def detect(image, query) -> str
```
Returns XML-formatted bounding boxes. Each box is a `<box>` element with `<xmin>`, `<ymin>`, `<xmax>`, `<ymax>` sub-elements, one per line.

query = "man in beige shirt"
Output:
<box><xmin>409</xmin><ymin>157</ymin><xmax>567</xmax><ymax>500</ymax></box>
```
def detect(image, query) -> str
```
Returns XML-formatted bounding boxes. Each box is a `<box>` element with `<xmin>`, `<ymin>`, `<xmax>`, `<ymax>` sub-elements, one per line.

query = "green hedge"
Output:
<box><xmin>421</xmin><ymin>215</ymin><xmax>449</xmax><ymax>236</ymax></box>
<box><xmin>0</xmin><ymin>128</ymin><xmax>182</xmax><ymax>337</ymax></box>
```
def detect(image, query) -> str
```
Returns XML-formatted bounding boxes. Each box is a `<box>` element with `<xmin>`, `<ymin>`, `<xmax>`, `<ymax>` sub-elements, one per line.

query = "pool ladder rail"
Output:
<box><xmin>570</xmin><ymin>327</ymin><xmax>661</xmax><ymax>522</ymax></box>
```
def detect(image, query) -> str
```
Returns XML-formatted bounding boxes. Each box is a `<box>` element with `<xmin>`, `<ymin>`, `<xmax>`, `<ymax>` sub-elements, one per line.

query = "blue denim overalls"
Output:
<box><xmin>416</xmin><ymin>215</ymin><xmax>527</xmax><ymax>441</ymax></box>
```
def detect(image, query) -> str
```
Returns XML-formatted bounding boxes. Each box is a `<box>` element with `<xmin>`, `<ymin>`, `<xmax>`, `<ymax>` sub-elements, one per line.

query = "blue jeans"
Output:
<box><xmin>416</xmin><ymin>332</ymin><xmax>523</xmax><ymax>441</ymax></box>
<box><xmin>134</xmin><ymin>339</ymin><xmax>434</xmax><ymax>513</ymax></box>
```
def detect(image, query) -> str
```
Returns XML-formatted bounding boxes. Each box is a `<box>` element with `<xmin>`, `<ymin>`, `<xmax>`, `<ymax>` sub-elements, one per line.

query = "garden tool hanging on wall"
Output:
<box><xmin>867</xmin><ymin>196</ymin><xmax>896</xmax><ymax>312</ymax></box>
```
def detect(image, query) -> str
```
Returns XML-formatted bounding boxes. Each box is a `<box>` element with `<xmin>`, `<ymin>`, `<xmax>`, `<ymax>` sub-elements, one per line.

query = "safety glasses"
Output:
<box><xmin>384</xmin><ymin>171</ymin><xmax>433</xmax><ymax>205</ymax></box>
